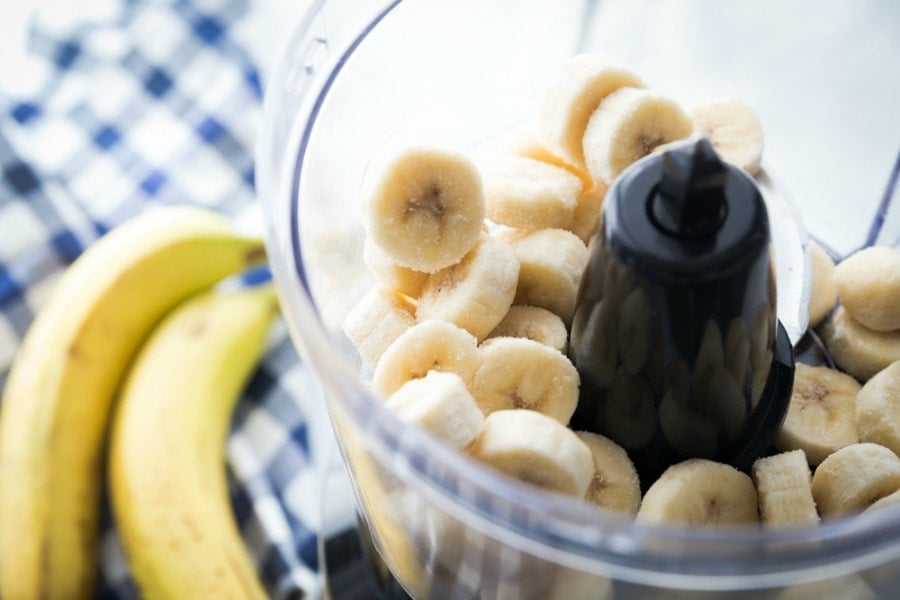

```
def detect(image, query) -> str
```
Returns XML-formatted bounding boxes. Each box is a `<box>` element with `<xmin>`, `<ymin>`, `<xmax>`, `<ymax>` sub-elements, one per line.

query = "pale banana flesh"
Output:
<box><xmin>0</xmin><ymin>205</ymin><xmax>265</xmax><ymax>599</ymax></box>
<box><xmin>109</xmin><ymin>284</ymin><xmax>278</xmax><ymax>599</ymax></box>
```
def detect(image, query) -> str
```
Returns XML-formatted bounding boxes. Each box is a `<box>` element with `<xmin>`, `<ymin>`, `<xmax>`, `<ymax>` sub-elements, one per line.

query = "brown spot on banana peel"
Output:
<box><xmin>243</xmin><ymin>244</ymin><xmax>267</xmax><ymax>266</ymax></box>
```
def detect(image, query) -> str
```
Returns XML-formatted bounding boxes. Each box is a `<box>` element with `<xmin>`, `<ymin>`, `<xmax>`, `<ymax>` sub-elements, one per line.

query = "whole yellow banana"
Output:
<box><xmin>0</xmin><ymin>205</ymin><xmax>265</xmax><ymax>599</ymax></box>
<box><xmin>109</xmin><ymin>284</ymin><xmax>277</xmax><ymax>599</ymax></box>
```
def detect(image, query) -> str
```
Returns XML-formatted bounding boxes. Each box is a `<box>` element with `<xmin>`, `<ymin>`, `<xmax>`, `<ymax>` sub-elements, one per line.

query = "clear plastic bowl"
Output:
<box><xmin>257</xmin><ymin>1</ymin><xmax>900</xmax><ymax>597</ymax></box>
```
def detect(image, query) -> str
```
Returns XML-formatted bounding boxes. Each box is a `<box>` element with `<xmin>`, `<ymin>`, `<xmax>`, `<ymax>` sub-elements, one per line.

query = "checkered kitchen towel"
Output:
<box><xmin>0</xmin><ymin>1</ymin><xmax>328</xmax><ymax>598</ymax></box>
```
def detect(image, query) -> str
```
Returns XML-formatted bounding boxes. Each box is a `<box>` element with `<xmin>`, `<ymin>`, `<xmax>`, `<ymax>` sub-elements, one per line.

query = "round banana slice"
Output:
<box><xmin>575</xmin><ymin>431</ymin><xmax>641</xmax><ymax>516</ymax></box>
<box><xmin>371</xmin><ymin>319</ymin><xmax>480</xmax><ymax>398</ymax></box>
<box><xmin>834</xmin><ymin>246</ymin><xmax>900</xmax><ymax>332</ymax></box>
<box><xmin>538</xmin><ymin>53</ymin><xmax>646</xmax><ymax>168</ymax></box>
<box><xmin>416</xmin><ymin>233</ymin><xmax>519</xmax><ymax>341</ymax></box>
<box><xmin>470</xmin><ymin>337</ymin><xmax>579</xmax><ymax>424</ymax></box>
<box><xmin>506</xmin><ymin>228</ymin><xmax>588</xmax><ymax>325</ymax></box>
<box><xmin>467</xmin><ymin>409</ymin><xmax>593</xmax><ymax>497</ymax></box>
<box><xmin>342</xmin><ymin>285</ymin><xmax>416</xmax><ymax>370</ymax></box>
<box><xmin>363</xmin><ymin>236</ymin><xmax>428</xmax><ymax>299</ymax></box>
<box><xmin>811</xmin><ymin>442</ymin><xmax>900</xmax><ymax>519</ymax></box>
<box><xmin>480</xmin><ymin>155</ymin><xmax>582</xmax><ymax>230</ymax></box>
<box><xmin>855</xmin><ymin>361</ymin><xmax>900</xmax><ymax>456</ymax></box>
<box><xmin>807</xmin><ymin>240</ymin><xmax>838</xmax><ymax>328</ymax></box>
<box><xmin>820</xmin><ymin>306</ymin><xmax>900</xmax><ymax>381</ymax></box>
<box><xmin>385</xmin><ymin>371</ymin><xmax>485</xmax><ymax>450</ymax></box>
<box><xmin>751</xmin><ymin>449</ymin><xmax>819</xmax><ymax>528</ymax></box>
<box><xmin>686</xmin><ymin>99</ymin><xmax>765</xmax><ymax>175</ymax></box>
<box><xmin>583</xmin><ymin>87</ymin><xmax>694</xmax><ymax>185</ymax></box>
<box><xmin>364</xmin><ymin>146</ymin><xmax>485</xmax><ymax>273</ymax></box>
<box><xmin>636</xmin><ymin>458</ymin><xmax>759</xmax><ymax>528</ymax></box>
<box><xmin>484</xmin><ymin>305</ymin><xmax>568</xmax><ymax>353</ymax></box>
<box><xmin>774</xmin><ymin>363</ymin><xmax>860</xmax><ymax>465</ymax></box>
<box><xmin>864</xmin><ymin>488</ymin><xmax>900</xmax><ymax>514</ymax></box>
<box><xmin>568</xmin><ymin>180</ymin><xmax>608</xmax><ymax>243</ymax></box>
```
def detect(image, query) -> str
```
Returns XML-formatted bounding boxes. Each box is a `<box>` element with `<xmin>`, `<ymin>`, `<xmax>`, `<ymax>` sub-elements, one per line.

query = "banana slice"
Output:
<box><xmin>506</xmin><ymin>228</ymin><xmax>588</xmax><ymax>325</ymax></box>
<box><xmin>416</xmin><ymin>233</ymin><xmax>519</xmax><ymax>341</ymax></box>
<box><xmin>774</xmin><ymin>363</ymin><xmax>860</xmax><ymax>465</ymax></box>
<box><xmin>371</xmin><ymin>319</ymin><xmax>480</xmax><ymax>398</ymax></box>
<box><xmin>575</xmin><ymin>431</ymin><xmax>641</xmax><ymax>516</ymax></box>
<box><xmin>811</xmin><ymin>443</ymin><xmax>900</xmax><ymax>519</ymax></box>
<box><xmin>363</xmin><ymin>236</ymin><xmax>428</xmax><ymax>299</ymax></box>
<box><xmin>820</xmin><ymin>306</ymin><xmax>900</xmax><ymax>381</ymax></box>
<box><xmin>686</xmin><ymin>99</ymin><xmax>765</xmax><ymax>175</ymax></box>
<box><xmin>538</xmin><ymin>53</ymin><xmax>646</xmax><ymax>167</ymax></box>
<box><xmin>583</xmin><ymin>87</ymin><xmax>694</xmax><ymax>185</ymax></box>
<box><xmin>596</xmin><ymin>368</ymin><xmax>657</xmax><ymax>450</ymax></box>
<box><xmin>864</xmin><ymin>488</ymin><xmax>900</xmax><ymax>514</ymax></box>
<box><xmin>484</xmin><ymin>305</ymin><xmax>568</xmax><ymax>353</ymax></box>
<box><xmin>480</xmin><ymin>155</ymin><xmax>582</xmax><ymax>230</ymax></box>
<box><xmin>364</xmin><ymin>146</ymin><xmax>485</xmax><ymax>273</ymax></box>
<box><xmin>834</xmin><ymin>246</ymin><xmax>900</xmax><ymax>332</ymax></box>
<box><xmin>467</xmin><ymin>409</ymin><xmax>593</xmax><ymax>497</ymax></box>
<box><xmin>751</xmin><ymin>449</ymin><xmax>819</xmax><ymax>528</ymax></box>
<box><xmin>855</xmin><ymin>361</ymin><xmax>900</xmax><ymax>456</ymax></box>
<box><xmin>807</xmin><ymin>240</ymin><xmax>838</xmax><ymax>328</ymax></box>
<box><xmin>470</xmin><ymin>337</ymin><xmax>579</xmax><ymax>424</ymax></box>
<box><xmin>636</xmin><ymin>459</ymin><xmax>759</xmax><ymax>527</ymax></box>
<box><xmin>385</xmin><ymin>370</ymin><xmax>485</xmax><ymax>450</ymax></box>
<box><xmin>342</xmin><ymin>285</ymin><xmax>416</xmax><ymax>369</ymax></box>
<box><xmin>568</xmin><ymin>180</ymin><xmax>608</xmax><ymax>243</ymax></box>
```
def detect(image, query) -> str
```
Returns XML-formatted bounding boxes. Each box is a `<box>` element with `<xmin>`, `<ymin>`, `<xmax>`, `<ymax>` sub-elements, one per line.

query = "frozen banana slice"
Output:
<box><xmin>806</xmin><ymin>240</ymin><xmax>838</xmax><ymax>328</ymax></box>
<box><xmin>568</xmin><ymin>180</ymin><xmax>608</xmax><ymax>243</ymax></box>
<box><xmin>484</xmin><ymin>305</ymin><xmax>568</xmax><ymax>353</ymax></box>
<box><xmin>342</xmin><ymin>285</ymin><xmax>416</xmax><ymax>369</ymax></box>
<box><xmin>480</xmin><ymin>155</ymin><xmax>581</xmax><ymax>230</ymax></box>
<box><xmin>751</xmin><ymin>449</ymin><xmax>819</xmax><ymax>528</ymax></box>
<box><xmin>855</xmin><ymin>361</ymin><xmax>900</xmax><ymax>456</ymax></box>
<box><xmin>637</xmin><ymin>459</ymin><xmax>759</xmax><ymax>527</ymax></box>
<box><xmin>363</xmin><ymin>236</ymin><xmax>428</xmax><ymax>299</ymax></box>
<box><xmin>470</xmin><ymin>337</ymin><xmax>579</xmax><ymax>424</ymax></box>
<box><xmin>507</xmin><ymin>228</ymin><xmax>588</xmax><ymax>325</ymax></box>
<box><xmin>575</xmin><ymin>431</ymin><xmax>641</xmax><ymax>516</ymax></box>
<box><xmin>596</xmin><ymin>368</ymin><xmax>657</xmax><ymax>451</ymax></box>
<box><xmin>467</xmin><ymin>409</ymin><xmax>593</xmax><ymax>497</ymax></box>
<box><xmin>820</xmin><ymin>306</ymin><xmax>900</xmax><ymax>381</ymax></box>
<box><xmin>416</xmin><ymin>233</ymin><xmax>519</xmax><ymax>341</ymax></box>
<box><xmin>364</xmin><ymin>146</ymin><xmax>485</xmax><ymax>273</ymax></box>
<box><xmin>538</xmin><ymin>53</ymin><xmax>646</xmax><ymax>168</ymax></box>
<box><xmin>687</xmin><ymin>99</ymin><xmax>764</xmax><ymax>175</ymax></box>
<box><xmin>834</xmin><ymin>246</ymin><xmax>900</xmax><ymax>332</ymax></box>
<box><xmin>583</xmin><ymin>87</ymin><xmax>694</xmax><ymax>185</ymax></box>
<box><xmin>385</xmin><ymin>371</ymin><xmax>485</xmax><ymax>450</ymax></box>
<box><xmin>371</xmin><ymin>319</ymin><xmax>480</xmax><ymax>398</ymax></box>
<box><xmin>864</xmin><ymin>488</ymin><xmax>900</xmax><ymax>514</ymax></box>
<box><xmin>811</xmin><ymin>443</ymin><xmax>900</xmax><ymax>519</ymax></box>
<box><xmin>774</xmin><ymin>363</ymin><xmax>860</xmax><ymax>465</ymax></box>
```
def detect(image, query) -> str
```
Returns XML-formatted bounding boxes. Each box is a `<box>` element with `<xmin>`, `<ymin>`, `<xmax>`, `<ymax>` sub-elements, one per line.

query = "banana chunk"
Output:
<box><xmin>569</xmin><ymin>180</ymin><xmax>608</xmax><ymax>243</ymax></box>
<box><xmin>855</xmin><ymin>361</ymin><xmax>900</xmax><ymax>456</ymax></box>
<box><xmin>484</xmin><ymin>305</ymin><xmax>568</xmax><ymax>353</ymax></box>
<box><xmin>364</xmin><ymin>146</ymin><xmax>485</xmax><ymax>273</ymax></box>
<box><xmin>774</xmin><ymin>363</ymin><xmax>860</xmax><ymax>465</ymax></box>
<box><xmin>538</xmin><ymin>53</ymin><xmax>646</xmax><ymax>168</ymax></box>
<box><xmin>471</xmin><ymin>337</ymin><xmax>579</xmax><ymax>424</ymax></box>
<box><xmin>363</xmin><ymin>236</ymin><xmax>428</xmax><ymax>299</ymax></box>
<box><xmin>385</xmin><ymin>370</ymin><xmax>485</xmax><ymax>450</ymax></box>
<box><xmin>751</xmin><ymin>449</ymin><xmax>819</xmax><ymax>528</ymax></box>
<box><xmin>371</xmin><ymin>319</ymin><xmax>480</xmax><ymax>398</ymax></box>
<box><xmin>342</xmin><ymin>285</ymin><xmax>416</xmax><ymax>370</ymax></box>
<box><xmin>820</xmin><ymin>306</ymin><xmax>900</xmax><ymax>381</ymax></box>
<box><xmin>834</xmin><ymin>246</ymin><xmax>900</xmax><ymax>332</ymax></box>
<box><xmin>807</xmin><ymin>240</ymin><xmax>838</xmax><ymax>328</ymax></box>
<box><xmin>636</xmin><ymin>459</ymin><xmax>759</xmax><ymax>528</ymax></box>
<box><xmin>687</xmin><ymin>99</ymin><xmax>765</xmax><ymax>175</ymax></box>
<box><xmin>467</xmin><ymin>409</ymin><xmax>593</xmax><ymax>497</ymax></box>
<box><xmin>583</xmin><ymin>87</ymin><xmax>694</xmax><ymax>185</ymax></box>
<box><xmin>480</xmin><ymin>155</ymin><xmax>582</xmax><ymax>230</ymax></box>
<box><xmin>575</xmin><ymin>431</ymin><xmax>641</xmax><ymax>516</ymax></box>
<box><xmin>811</xmin><ymin>443</ymin><xmax>900</xmax><ymax>519</ymax></box>
<box><xmin>416</xmin><ymin>233</ymin><xmax>519</xmax><ymax>340</ymax></box>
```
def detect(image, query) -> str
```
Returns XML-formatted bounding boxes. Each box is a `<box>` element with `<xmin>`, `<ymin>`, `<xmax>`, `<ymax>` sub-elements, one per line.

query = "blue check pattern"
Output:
<box><xmin>0</xmin><ymin>2</ymin><xmax>321</xmax><ymax>598</ymax></box>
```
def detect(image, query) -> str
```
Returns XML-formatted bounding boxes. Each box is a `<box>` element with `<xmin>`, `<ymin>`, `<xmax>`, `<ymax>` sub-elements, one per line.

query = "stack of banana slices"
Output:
<box><xmin>345</xmin><ymin>53</ymin><xmax>900</xmax><ymax>530</ymax></box>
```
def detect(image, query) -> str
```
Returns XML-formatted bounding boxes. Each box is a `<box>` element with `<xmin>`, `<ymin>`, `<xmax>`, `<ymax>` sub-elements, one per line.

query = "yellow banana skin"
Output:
<box><xmin>109</xmin><ymin>284</ymin><xmax>277</xmax><ymax>599</ymax></box>
<box><xmin>0</xmin><ymin>206</ymin><xmax>266</xmax><ymax>599</ymax></box>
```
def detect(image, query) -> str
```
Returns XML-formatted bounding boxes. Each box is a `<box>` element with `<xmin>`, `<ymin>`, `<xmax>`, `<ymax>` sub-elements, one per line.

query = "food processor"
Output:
<box><xmin>256</xmin><ymin>0</ymin><xmax>900</xmax><ymax>597</ymax></box>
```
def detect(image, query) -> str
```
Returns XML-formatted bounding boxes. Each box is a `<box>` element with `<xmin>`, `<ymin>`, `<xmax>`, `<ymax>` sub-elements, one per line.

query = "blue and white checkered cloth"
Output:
<box><xmin>0</xmin><ymin>1</ymin><xmax>327</xmax><ymax>598</ymax></box>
